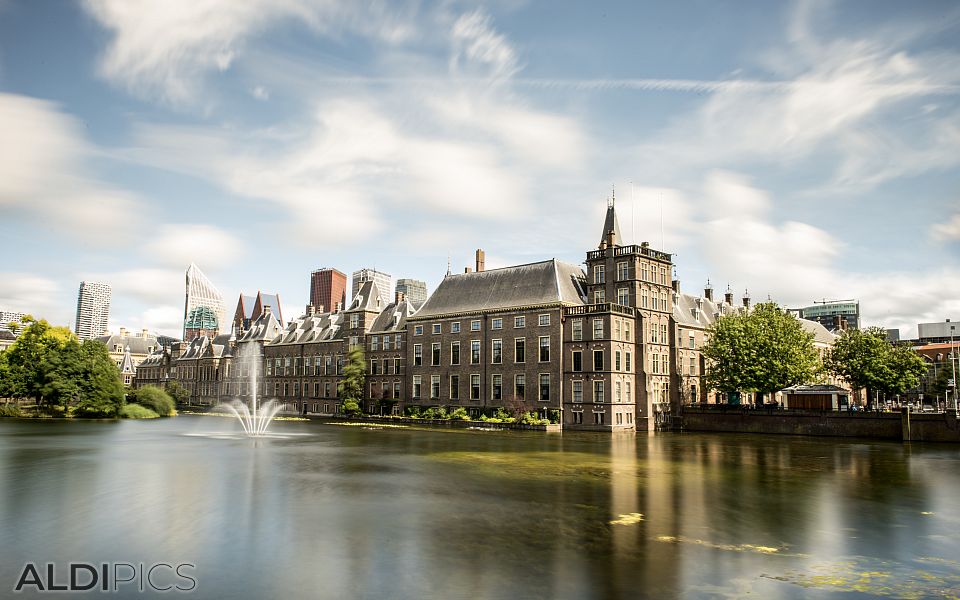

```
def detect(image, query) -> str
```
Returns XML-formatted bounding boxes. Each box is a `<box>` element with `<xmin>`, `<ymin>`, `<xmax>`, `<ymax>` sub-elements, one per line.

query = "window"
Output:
<box><xmin>625</xmin><ymin>351</ymin><xmax>632</xmax><ymax>372</ymax></box>
<box><xmin>641</xmin><ymin>290</ymin><xmax>648</xmax><ymax>308</ymax></box>
<box><xmin>471</xmin><ymin>340</ymin><xmax>481</xmax><ymax>364</ymax></box>
<box><xmin>617</xmin><ymin>288</ymin><xmax>629</xmax><ymax>305</ymax></box>
<box><xmin>452</xmin><ymin>322</ymin><xmax>461</xmax><ymax>333</ymax></box>
<box><xmin>370</xmin><ymin>359</ymin><xmax>379</xmax><ymax>375</ymax></box>
<box><xmin>616</xmin><ymin>381</ymin><xmax>622</xmax><ymax>403</ymax></box>
<box><xmin>539</xmin><ymin>374</ymin><xmax>550</xmax><ymax>401</ymax></box>
<box><xmin>431</xmin><ymin>375</ymin><xmax>440</xmax><ymax>399</ymax></box>
<box><xmin>625</xmin><ymin>322</ymin><xmax>631</xmax><ymax>341</ymax></box>
<box><xmin>594</xmin><ymin>289</ymin><xmax>605</xmax><ymax>303</ymax></box>
<box><xmin>413</xmin><ymin>344</ymin><xmax>423</xmax><ymax>366</ymax></box>
<box><xmin>432</xmin><ymin>323</ymin><xmax>441</xmax><ymax>334</ymax></box>
<box><xmin>594</xmin><ymin>381</ymin><xmax>604</xmax><ymax>403</ymax></box>
<box><xmin>539</xmin><ymin>336</ymin><xmax>550</xmax><ymax>362</ymax></box>
<box><xmin>349</xmin><ymin>336</ymin><xmax>359</xmax><ymax>348</ymax></box>
<box><xmin>371</xmin><ymin>336</ymin><xmax>379</xmax><ymax>351</ymax></box>
<box><xmin>617</xmin><ymin>261</ymin><xmax>629</xmax><ymax>281</ymax></box>
<box><xmin>515</xmin><ymin>338</ymin><xmax>525</xmax><ymax>363</ymax></box>
<box><xmin>652</xmin><ymin>353</ymin><xmax>660</xmax><ymax>374</ymax></box>
<box><xmin>514</xmin><ymin>316</ymin><xmax>525</xmax><ymax>328</ymax></box>
<box><xmin>394</xmin><ymin>357</ymin><xmax>401</xmax><ymax>374</ymax></box>
<box><xmin>573</xmin><ymin>411</ymin><xmax>583</xmax><ymax>424</ymax></box>
<box><xmin>395</xmin><ymin>334</ymin><xmax>402</xmax><ymax>348</ymax></box>
<box><xmin>573</xmin><ymin>381</ymin><xmax>583</xmax><ymax>403</ymax></box>
<box><xmin>382</xmin><ymin>358</ymin><xmax>389</xmax><ymax>374</ymax></box>
<box><xmin>594</xmin><ymin>350</ymin><xmax>604</xmax><ymax>371</ymax></box>
<box><xmin>383</xmin><ymin>336</ymin><xmax>392</xmax><ymax>350</ymax></box>
<box><xmin>470</xmin><ymin>374</ymin><xmax>480</xmax><ymax>400</ymax></box>
<box><xmin>572</xmin><ymin>319</ymin><xmax>583</xmax><ymax>341</ymax></box>
<box><xmin>515</xmin><ymin>374</ymin><xmax>525</xmax><ymax>398</ymax></box>
<box><xmin>615</xmin><ymin>351</ymin><xmax>621</xmax><ymax>371</ymax></box>
<box><xmin>539</xmin><ymin>314</ymin><xmax>550</xmax><ymax>326</ymax></box>
<box><xmin>431</xmin><ymin>342</ymin><xmax>441</xmax><ymax>366</ymax></box>
<box><xmin>492</xmin><ymin>318</ymin><xmax>503</xmax><ymax>330</ymax></box>
<box><xmin>593</xmin><ymin>318</ymin><xmax>604</xmax><ymax>339</ymax></box>
<box><xmin>492</xmin><ymin>339</ymin><xmax>502</xmax><ymax>364</ymax></box>
<box><xmin>470</xmin><ymin>320</ymin><xmax>481</xmax><ymax>331</ymax></box>
<box><xmin>324</xmin><ymin>382</ymin><xmax>331</xmax><ymax>398</ymax></box>
<box><xmin>616</xmin><ymin>412</ymin><xmax>623</xmax><ymax>425</ymax></box>
<box><xmin>451</xmin><ymin>341</ymin><xmax>461</xmax><ymax>365</ymax></box>
<box><xmin>450</xmin><ymin>375</ymin><xmax>460</xmax><ymax>400</ymax></box>
<box><xmin>626</xmin><ymin>385</ymin><xmax>631</xmax><ymax>405</ymax></box>
<box><xmin>573</xmin><ymin>351</ymin><xmax>583</xmax><ymax>372</ymax></box>
<box><xmin>689</xmin><ymin>332</ymin><xmax>695</xmax><ymax>349</ymax></box>
<box><xmin>412</xmin><ymin>375</ymin><xmax>422</xmax><ymax>399</ymax></box>
<box><xmin>690</xmin><ymin>356</ymin><xmax>696</xmax><ymax>375</ymax></box>
<box><xmin>393</xmin><ymin>382</ymin><xmax>401</xmax><ymax>400</ymax></box>
<box><xmin>594</xmin><ymin>264</ymin><xmax>605</xmax><ymax>284</ymax></box>
<box><xmin>492</xmin><ymin>374</ymin><xmax>502</xmax><ymax>401</ymax></box>
<box><xmin>314</xmin><ymin>383</ymin><xmax>320</xmax><ymax>397</ymax></box>
<box><xmin>414</xmin><ymin>325</ymin><xmax>423</xmax><ymax>335</ymax></box>
<box><xmin>642</xmin><ymin>264</ymin><xmax>648</xmax><ymax>280</ymax></box>
<box><xmin>350</xmin><ymin>314</ymin><xmax>359</xmax><ymax>328</ymax></box>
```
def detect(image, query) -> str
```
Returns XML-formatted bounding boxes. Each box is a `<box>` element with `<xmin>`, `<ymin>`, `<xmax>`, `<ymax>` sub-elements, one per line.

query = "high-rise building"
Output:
<box><xmin>796</xmin><ymin>300</ymin><xmax>860</xmax><ymax>331</ymax></box>
<box><xmin>395</xmin><ymin>279</ymin><xmax>428</xmax><ymax>305</ymax></box>
<box><xmin>0</xmin><ymin>310</ymin><xmax>26</xmax><ymax>336</ymax></box>
<box><xmin>183</xmin><ymin>263</ymin><xmax>227</xmax><ymax>340</ymax></box>
<box><xmin>75</xmin><ymin>281</ymin><xmax>111</xmax><ymax>340</ymax></box>
<box><xmin>352</xmin><ymin>268</ymin><xmax>392</xmax><ymax>307</ymax></box>
<box><xmin>309</xmin><ymin>268</ymin><xmax>347</xmax><ymax>313</ymax></box>
<box><xmin>918</xmin><ymin>319</ymin><xmax>958</xmax><ymax>344</ymax></box>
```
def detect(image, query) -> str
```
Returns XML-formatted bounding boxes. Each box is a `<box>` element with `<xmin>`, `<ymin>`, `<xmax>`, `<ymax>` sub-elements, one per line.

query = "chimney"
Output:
<box><xmin>475</xmin><ymin>249</ymin><xmax>485</xmax><ymax>273</ymax></box>
<box><xmin>335</xmin><ymin>301</ymin><xmax>342</xmax><ymax>312</ymax></box>
<box><xmin>263</xmin><ymin>304</ymin><xmax>272</xmax><ymax>316</ymax></box>
<box><xmin>704</xmin><ymin>280</ymin><xmax>714</xmax><ymax>301</ymax></box>
<box><xmin>119</xmin><ymin>327</ymin><xmax>127</xmax><ymax>337</ymax></box>
<box><xmin>724</xmin><ymin>286</ymin><xmax>734</xmax><ymax>305</ymax></box>
<box><xmin>305</xmin><ymin>304</ymin><xmax>315</xmax><ymax>316</ymax></box>
<box><xmin>672</xmin><ymin>279</ymin><xmax>680</xmax><ymax>293</ymax></box>
<box><xmin>141</xmin><ymin>328</ymin><xmax>149</xmax><ymax>337</ymax></box>
<box><xmin>395</xmin><ymin>290</ymin><xmax>406</xmax><ymax>304</ymax></box>
<box><xmin>742</xmin><ymin>290</ymin><xmax>751</xmax><ymax>310</ymax></box>
<box><xmin>465</xmin><ymin>267</ymin><xmax>473</xmax><ymax>273</ymax></box>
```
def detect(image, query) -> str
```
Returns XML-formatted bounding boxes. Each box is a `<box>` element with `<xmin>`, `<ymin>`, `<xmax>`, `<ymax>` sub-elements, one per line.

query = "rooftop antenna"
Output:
<box><xmin>659</xmin><ymin>190</ymin><xmax>664</xmax><ymax>250</ymax></box>
<box><xmin>446</xmin><ymin>254</ymin><xmax>451</xmax><ymax>277</ymax></box>
<box><xmin>630</xmin><ymin>179</ymin><xmax>635</xmax><ymax>244</ymax></box>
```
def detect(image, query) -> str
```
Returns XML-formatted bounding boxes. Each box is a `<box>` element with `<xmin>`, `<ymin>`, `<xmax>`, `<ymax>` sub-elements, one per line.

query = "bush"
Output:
<box><xmin>340</xmin><ymin>398</ymin><xmax>361</xmax><ymax>417</ymax></box>
<box><xmin>493</xmin><ymin>407</ymin><xmax>515</xmax><ymax>422</ymax></box>
<box><xmin>130</xmin><ymin>386</ymin><xmax>175</xmax><ymax>417</ymax></box>
<box><xmin>120</xmin><ymin>404</ymin><xmax>160</xmax><ymax>419</ymax></box>
<box><xmin>0</xmin><ymin>403</ymin><xmax>23</xmax><ymax>418</ymax></box>
<box><xmin>448</xmin><ymin>407</ymin><xmax>470</xmax><ymax>421</ymax></box>
<box><xmin>422</xmin><ymin>406</ymin><xmax>448</xmax><ymax>420</ymax></box>
<box><xmin>519</xmin><ymin>411</ymin><xmax>549</xmax><ymax>425</ymax></box>
<box><xmin>405</xmin><ymin>406</ymin><xmax>421</xmax><ymax>418</ymax></box>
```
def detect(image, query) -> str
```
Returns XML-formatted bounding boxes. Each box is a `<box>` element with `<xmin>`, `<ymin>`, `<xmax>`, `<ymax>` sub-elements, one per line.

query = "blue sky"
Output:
<box><xmin>0</xmin><ymin>0</ymin><xmax>958</xmax><ymax>338</ymax></box>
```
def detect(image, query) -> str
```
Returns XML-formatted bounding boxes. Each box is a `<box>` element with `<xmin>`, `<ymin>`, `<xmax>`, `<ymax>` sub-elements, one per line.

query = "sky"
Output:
<box><xmin>0</xmin><ymin>0</ymin><xmax>958</xmax><ymax>339</ymax></box>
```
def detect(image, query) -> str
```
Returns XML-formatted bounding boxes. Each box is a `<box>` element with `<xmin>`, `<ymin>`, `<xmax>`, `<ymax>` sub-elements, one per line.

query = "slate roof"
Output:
<box><xmin>237</xmin><ymin>309</ymin><xmax>284</xmax><ymax>344</ymax></box>
<box><xmin>671</xmin><ymin>290</ymin><xmax>742</xmax><ymax>329</ymax></box>
<box><xmin>119</xmin><ymin>347</ymin><xmax>136</xmax><ymax>375</ymax></box>
<box><xmin>369</xmin><ymin>298</ymin><xmax>421</xmax><ymax>333</ymax></box>
<box><xmin>269</xmin><ymin>311</ymin><xmax>346</xmax><ymax>346</ymax></box>
<box><xmin>414</xmin><ymin>259</ymin><xmax>586</xmax><ymax>319</ymax></box>
<box><xmin>600</xmin><ymin>202</ymin><xmax>621</xmax><ymax>247</ymax></box>
<box><xmin>347</xmin><ymin>280</ymin><xmax>384</xmax><ymax>312</ymax></box>
<box><xmin>798</xmin><ymin>318</ymin><xmax>837</xmax><ymax>345</ymax></box>
<box><xmin>96</xmin><ymin>332</ymin><xmax>160</xmax><ymax>355</ymax></box>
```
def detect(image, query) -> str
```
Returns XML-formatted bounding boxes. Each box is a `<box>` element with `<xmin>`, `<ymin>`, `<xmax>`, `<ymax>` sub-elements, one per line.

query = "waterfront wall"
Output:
<box><xmin>681</xmin><ymin>407</ymin><xmax>960</xmax><ymax>442</ymax></box>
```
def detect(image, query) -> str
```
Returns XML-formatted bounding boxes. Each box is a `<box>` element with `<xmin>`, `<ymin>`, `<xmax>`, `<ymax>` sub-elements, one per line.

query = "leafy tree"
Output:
<box><xmin>337</xmin><ymin>345</ymin><xmax>365</xmax><ymax>417</ymax></box>
<box><xmin>4</xmin><ymin>317</ymin><xmax>77</xmax><ymax>409</ymax></box>
<box><xmin>130</xmin><ymin>386</ymin><xmax>175</xmax><ymax>417</ymax></box>
<box><xmin>825</xmin><ymin>327</ymin><xmax>926</xmax><ymax>406</ymax></box>
<box><xmin>0</xmin><ymin>351</ymin><xmax>14</xmax><ymax>398</ymax></box>
<box><xmin>164</xmin><ymin>380</ymin><xmax>190</xmax><ymax>405</ymax></box>
<box><xmin>72</xmin><ymin>340</ymin><xmax>125</xmax><ymax>417</ymax></box>
<box><xmin>930</xmin><ymin>361</ymin><xmax>954</xmax><ymax>398</ymax></box>
<box><xmin>702</xmin><ymin>302</ymin><xmax>820</xmax><ymax>401</ymax></box>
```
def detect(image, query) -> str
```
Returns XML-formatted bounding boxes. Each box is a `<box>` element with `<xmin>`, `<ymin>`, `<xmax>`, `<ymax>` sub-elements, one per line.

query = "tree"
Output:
<box><xmin>702</xmin><ymin>302</ymin><xmax>820</xmax><ymax>401</ymax></box>
<box><xmin>825</xmin><ymin>327</ymin><xmax>927</xmax><ymax>407</ymax></box>
<box><xmin>130</xmin><ymin>386</ymin><xmax>175</xmax><ymax>417</ymax></box>
<box><xmin>164</xmin><ymin>380</ymin><xmax>190</xmax><ymax>405</ymax></box>
<box><xmin>337</xmin><ymin>345</ymin><xmax>365</xmax><ymax>416</ymax></box>
<box><xmin>72</xmin><ymin>340</ymin><xmax>125</xmax><ymax>417</ymax></box>
<box><xmin>4</xmin><ymin>317</ymin><xmax>77</xmax><ymax>409</ymax></box>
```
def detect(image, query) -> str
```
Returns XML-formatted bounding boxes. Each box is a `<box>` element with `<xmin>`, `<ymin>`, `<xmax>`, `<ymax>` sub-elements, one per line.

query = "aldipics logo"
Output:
<box><xmin>13</xmin><ymin>562</ymin><xmax>197</xmax><ymax>593</ymax></box>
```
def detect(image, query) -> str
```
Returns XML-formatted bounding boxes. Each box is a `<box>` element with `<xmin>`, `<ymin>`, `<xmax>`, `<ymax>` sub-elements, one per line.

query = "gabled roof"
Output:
<box><xmin>347</xmin><ymin>280</ymin><xmax>383</xmax><ymax>312</ymax></box>
<box><xmin>95</xmin><ymin>332</ymin><xmax>160</xmax><ymax>355</ymax></box>
<box><xmin>414</xmin><ymin>259</ymin><xmax>586</xmax><ymax>319</ymax></box>
<box><xmin>268</xmin><ymin>311</ymin><xmax>345</xmax><ymax>346</ymax></box>
<box><xmin>237</xmin><ymin>308</ymin><xmax>284</xmax><ymax>344</ymax></box>
<box><xmin>119</xmin><ymin>347</ymin><xmax>136</xmax><ymax>375</ymax></box>
<box><xmin>672</xmin><ymin>291</ymin><xmax>742</xmax><ymax>329</ymax></box>
<box><xmin>600</xmin><ymin>201</ymin><xmax>621</xmax><ymax>248</ymax></box>
<box><xmin>369</xmin><ymin>298</ymin><xmax>421</xmax><ymax>333</ymax></box>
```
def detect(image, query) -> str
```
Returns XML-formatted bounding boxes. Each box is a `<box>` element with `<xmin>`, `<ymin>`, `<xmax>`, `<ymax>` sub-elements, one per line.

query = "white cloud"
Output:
<box><xmin>80</xmin><ymin>268</ymin><xmax>184</xmax><ymax>305</ymax></box>
<box><xmin>0</xmin><ymin>273</ymin><xmax>63</xmax><ymax>323</ymax></box>
<box><xmin>250</xmin><ymin>85</ymin><xmax>269</xmax><ymax>101</ymax></box>
<box><xmin>83</xmin><ymin>0</ymin><xmax>418</xmax><ymax>106</ymax></box>
<box><xmin>0</xmin><ymin>93</ymin><xmax>141</xmax><ymax>241</ymax></box>
<box><xmin>144</xmin><ymin>224</ymin><xmax>244</xmax><ymax>269</ymax></box>
<box><xmin>932</xmin><ymin>211</ymin><xmax>960</xmax><ymax>241</ymax></box>
<box><xmin>449</xmin><ymin>9</ymin><xmax>519</xmax><ymax>80</ymax></box>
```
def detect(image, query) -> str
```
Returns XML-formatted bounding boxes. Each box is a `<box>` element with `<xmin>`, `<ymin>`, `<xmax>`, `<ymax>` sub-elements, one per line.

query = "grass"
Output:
<box><xmin>120</xmin><ymin>404</ymin><xmax>160</xmax><ymax>419</ymax></box>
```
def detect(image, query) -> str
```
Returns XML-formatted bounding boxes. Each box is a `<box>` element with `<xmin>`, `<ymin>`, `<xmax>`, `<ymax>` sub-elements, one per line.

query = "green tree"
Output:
<box><xmin>702</xmin><ymin>302</ymin><xmax>820</xmax><ymax>401</ymax></box>
<box><xmin>164</xmin><ymin>380</ymin><xmax>190</xmax><ymax>405</ymax></box>
<box><xmin>337</xmin><ymin>345</ymin><xmax>365</xmax><ymax>416</ymax></box>
<box><xmin>4</xmin><ymin>317</ymin><xmax>77</xmax><ymax>409</ymax></box>
<box><xmin>72</xmin><ymin>340</ymin><xmax>125</xmax><ymax>417</ymax></box>
<box><xmin>825</xmin><ymin>327</ymin><xmax>927</xmax><ymax>407</ymax></box>
<box><xmin>129</xmin><ymin>386</ymin><xmax>175</xmax><ymax>417</ymax></box>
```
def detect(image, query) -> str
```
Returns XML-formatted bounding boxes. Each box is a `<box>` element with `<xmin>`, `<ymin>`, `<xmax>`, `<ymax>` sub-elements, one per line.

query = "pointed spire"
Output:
<box><xmin>446</xmin><ymin>254</ymin><xmax>451</xmax><ymax>277</ymax></box>
<box><xmin>599</xmin><ymin>193</ymin><xmax>622</xmax><ymax>249</ymax></box>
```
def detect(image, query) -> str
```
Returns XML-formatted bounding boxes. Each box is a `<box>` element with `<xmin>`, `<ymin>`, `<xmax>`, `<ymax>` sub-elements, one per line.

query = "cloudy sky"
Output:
<box><xmin>0</xmin><ymin>0</ymin><xmax>958</xmax><ymax>338</ymax></box>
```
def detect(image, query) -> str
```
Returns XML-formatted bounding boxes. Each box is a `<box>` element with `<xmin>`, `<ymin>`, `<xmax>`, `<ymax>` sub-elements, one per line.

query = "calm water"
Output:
<box><xmin>1</xmin><ymin>416</ymin><xmax>959</xmax><ymax>599</ymax></box>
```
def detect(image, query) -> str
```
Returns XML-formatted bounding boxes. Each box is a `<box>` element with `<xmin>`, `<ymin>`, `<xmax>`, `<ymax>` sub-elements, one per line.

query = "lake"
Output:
<box><xmin>1</xmin><ymin>415</ymin><xmax>959</xmax><ymax>598</ymax></box>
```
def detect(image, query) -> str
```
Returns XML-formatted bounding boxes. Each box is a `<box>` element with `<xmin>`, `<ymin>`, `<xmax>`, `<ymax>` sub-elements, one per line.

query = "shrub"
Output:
<box><xmin>130</xmin><ymin>386</ymin><xmax>175</xmax><ymax>417</ymax></box>
<box><xmin>405</xmin><ymin>406</ymin><xmax>421</xmax><ymax>418</ymax></box>
<box><xmin>448</xmin><ymin>407</ymin><xmax>470</xmax><ymax>421</ymax></box>
<box><xmin>422</xmin><ymin>406</ymin><xmax>448</xmax><ymax>420</ymax></box>
<box><xmin>519</xmin><ymin>411</ymin><xmax>549</xmax><ymax>425</ymax></box>
<box><xmin>120</xmin><ymin>404</ymin><xmax>160</xmax><ymax>419</ymax></box>
<box><xmin>493</xmin><ymin>407</ymin><xmax>513</xmax><ymax>421</ymax></box>
<box><xmin>0</xmin><ymin>403</ymin><xmax>23</xmax><ymax>418</ymax></box>
<box><xmin>341</xmin><ymin>398</ymin><xmax>361</xmax><ymax>417</ymax></box>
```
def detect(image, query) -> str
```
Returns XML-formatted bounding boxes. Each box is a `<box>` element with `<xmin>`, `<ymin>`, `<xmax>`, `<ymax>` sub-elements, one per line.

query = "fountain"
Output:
<box><xmin>221</xmin><ymin>342</ymin><xmax>281</xmax><ymax>437</ymax></box>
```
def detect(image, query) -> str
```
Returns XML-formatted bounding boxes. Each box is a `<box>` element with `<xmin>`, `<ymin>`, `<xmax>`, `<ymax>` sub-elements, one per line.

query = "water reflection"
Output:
<box><xmin>0</xmin><ymin>418</ymin><xmax>958</xmax><ymax>599</ymax></box>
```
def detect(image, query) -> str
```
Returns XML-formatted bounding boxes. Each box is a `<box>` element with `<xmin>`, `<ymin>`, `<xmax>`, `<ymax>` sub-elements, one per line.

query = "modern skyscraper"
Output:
<box><xmin>352</xmin><ymin>268</ymin><xmax>392</xmax><ymax>307</ymax></box>
<box><xmin>796</xmin><ymin>300</ymin><xmax>860</xmax><ymax>331</ymax></box>
<box><xmin>0</xmin><ymin>310</ymin><xmax>26</xmax><ymax>335</ymax></box>
<box><xmin>75</xmin><ymin>281</ymin><xmax>111</xmax><ymax>340</ymax></box>
<box><xmin>183</xmin><ymin>263</ymin><xmax>227</xmax><ymax>340</ymax></box>
<box><xmin>395</xmin><ymin>278</ymin><xmax>428</xmax><ymax>304</ymax></box>
<box><xmin>309</xmin><ymin>268</ymin><xmax>347</xmax><ymax>313</ymax></box>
